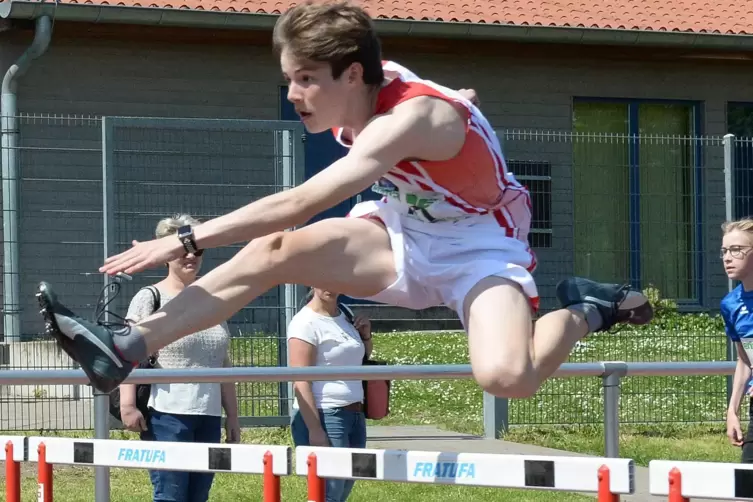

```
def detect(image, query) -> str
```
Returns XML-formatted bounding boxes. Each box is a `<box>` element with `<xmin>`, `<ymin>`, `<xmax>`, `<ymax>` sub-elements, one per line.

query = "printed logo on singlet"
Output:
<box><xmin>742</xmin><ymin>339</ymin><xmax>753</xmax><ymax>367</ymax></box>
<box><xmin>372</xmin><ymin>177</ymin><xmax>445</xmax><ymax>223</ymax></box>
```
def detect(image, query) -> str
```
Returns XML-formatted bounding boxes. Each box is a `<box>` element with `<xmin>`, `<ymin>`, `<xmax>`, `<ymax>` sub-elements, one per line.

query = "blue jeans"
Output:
<box><xmin>291</xmin><ymin>406</ymin><xmax>367</xmax><ymax>502</ymax></box>
<box><xmin>140</xmin><ymin>410</ymin><xmax>222</xmax><ymax>502</ymax></box>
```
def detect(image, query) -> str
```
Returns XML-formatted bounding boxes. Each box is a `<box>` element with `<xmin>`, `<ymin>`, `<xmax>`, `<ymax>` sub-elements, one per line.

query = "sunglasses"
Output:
<box><xmin>185</xmin><ymin>249</ymin><xmax>204</xmax><ymax>257</ymax></box>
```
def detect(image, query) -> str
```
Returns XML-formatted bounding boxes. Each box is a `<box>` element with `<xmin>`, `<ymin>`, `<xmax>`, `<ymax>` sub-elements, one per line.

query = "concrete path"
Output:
<box><xmin>365</xmin><ymin>425</ymin><xmax>716</xmax><ymax>502</ymax></box>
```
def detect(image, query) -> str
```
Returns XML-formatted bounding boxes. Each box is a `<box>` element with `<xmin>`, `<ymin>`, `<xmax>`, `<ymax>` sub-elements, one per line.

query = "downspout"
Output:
<box><xmin>1</xmin><ymin>15</ymin><xmax>53</xmax><ymax>343</ymax></box>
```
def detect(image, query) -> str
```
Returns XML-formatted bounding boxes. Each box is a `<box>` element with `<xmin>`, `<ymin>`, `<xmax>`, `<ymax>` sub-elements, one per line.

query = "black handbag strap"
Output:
<box><xmin>339</xmin><ymin>302</ymin><xmax>354</xmax><ymax>324</ymax></box>
<box><xmin>143</xmin><ymin>285</ymin><xmax>161</xmax><ymax>311</ymax></box>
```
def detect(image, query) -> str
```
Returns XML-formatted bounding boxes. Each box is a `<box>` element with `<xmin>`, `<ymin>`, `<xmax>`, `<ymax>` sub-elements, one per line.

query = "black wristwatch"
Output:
<box><xmin>177</xmin><ymin>225</ymin><xmax>200</xmax><ymax>254</ymax></box>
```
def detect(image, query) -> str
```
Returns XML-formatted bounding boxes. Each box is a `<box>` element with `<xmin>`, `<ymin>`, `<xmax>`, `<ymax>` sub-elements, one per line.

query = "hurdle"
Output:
<box><xmin>24</xmin><ymin>436</ymin><xmax>291</xmax><ymax>502</ymax></box>
<box><xmin>2</xmin><ymin>436</ymin><xmax>25</xmax><ymax>502</ymax></box>
<box><xmin>296</xmin><ymin>446</ymin><xmax>635</xmax><ymax>501</ymax></box>
<box><xmin>650</xmin><ymin>459</ymin><xmax>753</xmax><ymax>501</ymax></box>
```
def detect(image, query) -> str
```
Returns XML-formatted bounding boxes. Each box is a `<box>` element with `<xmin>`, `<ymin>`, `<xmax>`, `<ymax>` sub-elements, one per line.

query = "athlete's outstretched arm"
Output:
<box><xmin>99</xmin><ymin>96</ymin><xmax>468</xmax><ymax>276</ymax></box>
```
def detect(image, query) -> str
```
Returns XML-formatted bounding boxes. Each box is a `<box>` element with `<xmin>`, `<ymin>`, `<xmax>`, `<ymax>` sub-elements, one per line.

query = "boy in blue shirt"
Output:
<box><xmin>722</xmin><ymin>217</ymin><xmax>753</xmax><ymax>461</ymax></box>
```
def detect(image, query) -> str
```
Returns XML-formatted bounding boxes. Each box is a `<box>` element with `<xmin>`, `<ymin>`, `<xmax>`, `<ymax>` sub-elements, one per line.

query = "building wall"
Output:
<box><xmin>0</xmin><ymin>22</ymin><xmax>748</xmax><ymax>337</ymax></box>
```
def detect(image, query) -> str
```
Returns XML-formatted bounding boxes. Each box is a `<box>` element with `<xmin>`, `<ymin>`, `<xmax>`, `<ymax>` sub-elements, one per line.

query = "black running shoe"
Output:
<box><xmin>555</xmin><ymin>277</ymin><xmax>654</xmax><ymax>332</ymax></box>
<box><xmin>36</xmin><ymin>281</ymin><xmax>134</xmax><ymax>394</ymax></box>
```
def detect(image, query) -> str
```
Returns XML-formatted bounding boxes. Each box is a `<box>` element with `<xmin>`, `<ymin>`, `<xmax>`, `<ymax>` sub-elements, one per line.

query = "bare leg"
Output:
<box><xmin>463</xmin><ymin>276</ymin><xmax>651</xmax><ymax>399</ymax></box>
<box><xmin>35</xmin><ymin>217</ymin><xmax>398</xmax><ymax>392</ymax></box>
<box><xmin>134</xmin><ymin>217</ymin><xmax>397</xmax><ymax>354</ymax></box>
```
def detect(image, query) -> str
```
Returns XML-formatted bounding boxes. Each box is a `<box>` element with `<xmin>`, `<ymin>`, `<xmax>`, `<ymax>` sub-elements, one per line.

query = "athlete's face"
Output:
<box><xmin>280</xmin><ymin>49</ymin><xmax>356</xmax><ymax>134</ymax></box>
<box><xmin>721</xmin><ymin>230</ymin><xmax>753</xmax><ymax>281</ymax></box>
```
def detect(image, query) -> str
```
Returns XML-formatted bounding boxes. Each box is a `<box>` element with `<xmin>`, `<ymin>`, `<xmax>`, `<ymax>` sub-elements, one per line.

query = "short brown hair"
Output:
<box><xmin>272</xmin><ymin>0</ymin><xmax>384</xmax><ymax>86</ymax></box>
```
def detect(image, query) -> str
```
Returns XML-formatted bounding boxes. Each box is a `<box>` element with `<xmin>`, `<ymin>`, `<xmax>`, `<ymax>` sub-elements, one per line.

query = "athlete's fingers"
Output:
<box><xmin>102</xmin><ymin>247</ymin><xmax>138</xmax><ymax>267</ymax></box>
<box><xmin>102</xmin><ymin>252</ymin><xmax>142</xmax><ymax>275</ymax></box>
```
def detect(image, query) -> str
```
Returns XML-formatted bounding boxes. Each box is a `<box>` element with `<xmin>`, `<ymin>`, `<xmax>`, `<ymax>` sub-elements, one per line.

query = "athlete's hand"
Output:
<box><xmin>727</xmin><ymin>414</ymin><xmax>744</xmax><ymax>446</ymax></box>
<box><xmin>458</xmin><ymin>88</ymin><xmax>479</xmax><ymax>106</ymax></box>
<box><xmin>100</xmin><ymin>236</ymin><xmax>185</xmax><ymax>276</ymax></box>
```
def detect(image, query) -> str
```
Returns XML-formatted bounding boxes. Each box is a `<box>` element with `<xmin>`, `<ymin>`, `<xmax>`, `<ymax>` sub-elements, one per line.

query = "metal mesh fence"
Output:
<box><xmin>733</xmin><ymin>137</ymin><xmax>753</xmax><ymax>220</ymax></box>
<box><xmin>0</xmin><ymin>114</ymin><xmax>304</xmax><ymax>430</ymax></box>
<box><xmin>500</xmin><ymin>130</ymin><xmax>733</xmax><ymax>426</ymax></box>
<box><xmin>0</xmin><ymin>116</ymin><xmax>750</xmax><ymax>431</ymax></box>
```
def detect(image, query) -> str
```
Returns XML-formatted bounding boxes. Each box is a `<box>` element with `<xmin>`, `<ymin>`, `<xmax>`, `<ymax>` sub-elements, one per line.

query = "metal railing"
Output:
<box><xmin>0</xmin><ymin>360</ymin><xmax>738</xmax><ymax>502</ymax></box>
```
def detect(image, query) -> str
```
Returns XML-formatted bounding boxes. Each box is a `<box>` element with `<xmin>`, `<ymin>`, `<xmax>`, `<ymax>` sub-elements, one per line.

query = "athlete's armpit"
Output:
<box><xmin>294</xmin><ymin>96</ymin><xmax>468</xmax><ymax>216</ymax></box>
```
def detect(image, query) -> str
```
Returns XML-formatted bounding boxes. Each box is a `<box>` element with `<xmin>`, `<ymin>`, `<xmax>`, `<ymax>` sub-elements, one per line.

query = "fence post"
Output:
<box><xmin>37</xmin><ymin>442</ymin><xmax>53</xmax><ymax>502</ymax></box>
<box><xmin>723</xmin><ymin>133</ymin><xmax>737</xmax><ymax>408</ymax></box>
<box><xmin>94</xmin><ymin>116</ymin><xmax>115</xmax><ymax>502</ymax></box>
<box><xmin>597</xmin><ymin>464</ymin><xmax>618</xmax><ymax>502</ymax></box>
<box><xmin>483</xmin><ymin>392</ymin><xmax>509</xmax><ymax>438</ymax></box>
<box><xmin>307</xmin><ymin>452</ymin><xmax>325</xmax><ymax>502</ymax></box>
<box><xmin>602</xmin><ymin>362</ymin><xmax>627</xmax><ymax>458</ymax></box>
<box><xmin>668</xmin><ymin>467</ymin><xmax>689</xmax><ymax>502</ymax></box>
<box><xmin>5</xmin><ymin>440</ymin><xmax>20</xmax><ymax>502</ymax></box>
<box><xmin>263</xmin><ymin>451</ymin><xmax>281</xmax><ymax>502</ymax></box>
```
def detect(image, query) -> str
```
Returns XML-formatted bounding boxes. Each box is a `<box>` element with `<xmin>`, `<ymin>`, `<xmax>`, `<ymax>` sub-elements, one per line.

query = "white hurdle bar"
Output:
<box><xmin>2</xmin><ymin>435</ymin><xmax>26</xmax><ymax>502</ymax></box>
<box><xmin>22</xmin><ymin>436</ymin><xmax>291</xmax><ymax>502</ymax></box>
<box><xmin>296</xmin><ymin>446</ymin><xmax>635</xmax><ymax>501</ymax></box>
<box><xmin>650</xmin><ymin>460</ymin><xmax>753</xmax><ymax>501</ymax></box>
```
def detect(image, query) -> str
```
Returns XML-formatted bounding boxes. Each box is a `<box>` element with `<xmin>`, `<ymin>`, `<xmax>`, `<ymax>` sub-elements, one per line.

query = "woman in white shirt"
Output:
<box><xmin>288</xmin><ymin>287</ymin><xmax>373</xmax><ymax>502</ymax></box>
<box><xmin>118</xmin><ymin>214</ymin><xmax>240</xmax><ymax>502</ymax></box>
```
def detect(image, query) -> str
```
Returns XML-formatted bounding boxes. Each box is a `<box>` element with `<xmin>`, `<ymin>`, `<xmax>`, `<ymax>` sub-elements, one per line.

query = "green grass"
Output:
<box><xmin>504</xmin><ymin>423</ymin><xmax>740</xmax><ymax>466</ymax></box>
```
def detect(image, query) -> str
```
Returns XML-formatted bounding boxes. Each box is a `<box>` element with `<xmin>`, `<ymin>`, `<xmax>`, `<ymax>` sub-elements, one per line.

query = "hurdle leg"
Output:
<box><xmin>262</xmin><ymin>451</ymin><xmax>281</xmax><ymax>502</ymax></box>
<box><xmin>37</xmin><ymin>442</ymin><xmax>53</xmax><ymax>502</ymax></box>
<box><xmin>597</xmin><ymin>464</ymin><xmax>619</xmax><ymax>502</ymax></box>
<box><xmin>668</xmin><ymin>467</ymin><xmax>689</xmax><ymax>502</ymax></box>
<box><xmin>5</xmin><ymin>441</ymin><xmax>20</xmax><ymax>502</ymax></box>
<box><xmin>307</xmin><ymin>452</ymin><xmax>325</xmax><ymax>502</ymax></box>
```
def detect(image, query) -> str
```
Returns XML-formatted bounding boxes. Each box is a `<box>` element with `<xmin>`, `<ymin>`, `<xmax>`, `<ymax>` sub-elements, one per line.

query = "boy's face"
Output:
<box><xmin>281</xmin><ymin>48</ymin><xmax>355</xmax><ymax>134</ymax></box>
<box><xmin>721</xmin><ymin>230</ymin><xmax>753</xmax><ymax>281</ymax></box>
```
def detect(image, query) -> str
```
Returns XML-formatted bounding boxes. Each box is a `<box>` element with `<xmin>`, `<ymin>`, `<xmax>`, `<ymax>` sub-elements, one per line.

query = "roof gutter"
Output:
<box><xmin>2</xmin><ymin>1</ymin><xmax>753</xmax><ymax>51</ymax></box>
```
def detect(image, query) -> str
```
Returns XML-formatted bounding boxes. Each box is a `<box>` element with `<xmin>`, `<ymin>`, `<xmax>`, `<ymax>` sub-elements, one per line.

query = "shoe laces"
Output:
<box><xmin>614</xmin><ymin>284</ymin><xmax>631</xmax><ymax>307</ymax></box>
<box><xmin>94</xmin><ymin>280</ymin><xmax>131</xmax><ymax>332</ymax></box>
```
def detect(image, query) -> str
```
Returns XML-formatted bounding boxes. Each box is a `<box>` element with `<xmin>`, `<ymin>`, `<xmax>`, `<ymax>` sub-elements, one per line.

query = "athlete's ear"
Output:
<box><xmin>346</xmin><ymin>62</ymin><xmax>363</xmax><ymax>84</ymax></box>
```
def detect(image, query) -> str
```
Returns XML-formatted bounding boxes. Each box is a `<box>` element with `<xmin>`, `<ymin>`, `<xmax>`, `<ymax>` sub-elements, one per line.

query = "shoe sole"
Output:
<box><xmin>36</xmin><ymin>285</ymin><xmax>118</xmax><ymax>394</ymax></box>
<box><xmin>37</xmin><ymin>288</ymin><xmax>81</xmax><ymax>364</ymax></box>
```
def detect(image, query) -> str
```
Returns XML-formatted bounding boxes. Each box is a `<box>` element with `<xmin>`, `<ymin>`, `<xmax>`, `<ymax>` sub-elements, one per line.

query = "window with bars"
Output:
<box><xmin>508</xmin><ymin>160</ymin><xmax>552</xmax><ymax>249</ymax></box>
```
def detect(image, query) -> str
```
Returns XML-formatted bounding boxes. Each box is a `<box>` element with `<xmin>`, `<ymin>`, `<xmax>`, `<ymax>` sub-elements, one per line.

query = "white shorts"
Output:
<box><xmin>347</xmin><ymin>200</ymin><xmax>540</xmax><ymax>327</ymax></box>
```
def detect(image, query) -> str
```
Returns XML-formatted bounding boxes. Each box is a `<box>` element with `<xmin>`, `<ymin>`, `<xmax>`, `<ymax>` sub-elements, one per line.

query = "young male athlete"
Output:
<box><xmin>36</xmin><ymin>0</ymin><xmax>654</xmax><ymax>397</ymax></box>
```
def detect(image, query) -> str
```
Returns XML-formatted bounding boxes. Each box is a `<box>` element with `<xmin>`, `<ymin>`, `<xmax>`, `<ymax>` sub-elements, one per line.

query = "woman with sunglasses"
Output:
<box><xmin>118</xmin><ymin>213</ymin><xmax>240</xmax><ymax>502</ymax></box>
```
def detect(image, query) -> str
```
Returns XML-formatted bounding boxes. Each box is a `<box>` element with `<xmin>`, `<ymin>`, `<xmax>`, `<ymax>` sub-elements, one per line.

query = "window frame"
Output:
<box><xmin>572</xmin><ymin>97</ymin><xmax>705</xmax><ymax>305</ymax></box>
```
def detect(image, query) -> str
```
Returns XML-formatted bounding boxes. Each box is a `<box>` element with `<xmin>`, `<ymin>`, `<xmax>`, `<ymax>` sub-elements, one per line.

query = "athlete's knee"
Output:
<box><xmin>235</xmin><ymin>232</ymin><xmax>288</xmax><ymax>271</ymax></box>
<box><xmin>473</xmin><ymin>360</ymin><xmax>539</xmax><ymax>399</ymax></box>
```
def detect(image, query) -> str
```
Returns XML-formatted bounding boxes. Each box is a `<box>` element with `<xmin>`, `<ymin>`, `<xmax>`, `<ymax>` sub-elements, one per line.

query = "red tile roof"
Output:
<box><xmin>40</xmin><ymin>0</ymin><xmax>753</xmax><ymax>35</ymax></box>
